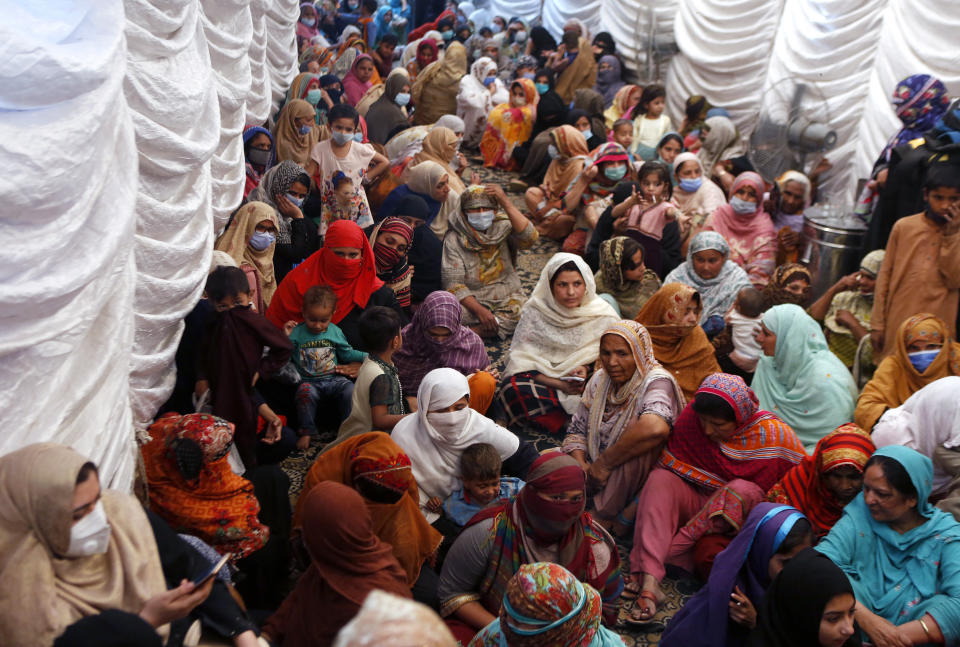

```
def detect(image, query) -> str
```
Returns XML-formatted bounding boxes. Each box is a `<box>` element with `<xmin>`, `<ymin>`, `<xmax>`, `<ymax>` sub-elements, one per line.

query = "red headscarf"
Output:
<box><xmin>416</xmin><ymin>38</ymin><xmax>439</xmax><ymax>69</ymax></box>
<box><xmin>266</xmin><ymin>220</ymin><xmax>384</xmax><ymax>327</ymax></box>
<box><xmin>767</xmin><ymin>423</ymin><xmax>874</xmax><ymax>537</ymax></box>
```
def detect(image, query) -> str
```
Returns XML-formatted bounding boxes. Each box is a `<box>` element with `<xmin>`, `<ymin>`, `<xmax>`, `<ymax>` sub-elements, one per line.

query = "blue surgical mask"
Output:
<box><xmin>395</xmin><ymin>92</ymin><xmax>411</xmax><ymax>106</ymax></box>
<box><xmin>353</xmin><ymin>132</ymin><xmax>364</xmax><ymax>142</ymax></box>
<box><xmin>514</xmin><ymin>30</ymin><xmax>527</xmax><ymax>43</ymax></box>
<box><xmin>301</xmin><ymin>17</ymin><xmax>316</xmax><ymax>26</ymax></box>
<box><xmin>491</xmin><ymin>23</ymin><xmax>502</xmax><ymax>34</ymax></box>
<box><xmin>305</xmin><ymin>88</ymin><xmax>323</xmax><ymax>105</ymax></box>
<box><xmin>332</xmin><ymin>130</ymin><xmax>353</xmax><ymax>146</ymax></box>
<box><xmin>483</xmin><ymin>76</ymin><xmax>496</xmax><ymax>87</ymax></box>
<box><xmin>547</xmin><ymin>144</ymin><xmax>559</xmax><ymax>159</ymax></box>
<box><xmin>678</xmin><ymin>177</ymin><xmax>702</xmax><ymax>193</ymax></box>
<box><xmin>580</xmin><ymin>127</ymin><xmax>592</xmax><ymax>140</ymax></box>
<box><xmin>467</xmin><ymin>209</ymin><xmax>495</xmax><ymax>230</ymax></box>
<box><xmin>908</xmin><ymin>349</ymin><xmax>940</xmax><ymax>373</ymax></box>
<box><xmin>285</xmin><ymin>192</ymin><xmax>304</xmax><ymax>207</ymax></box>
<box><xmin>604</xmin><ymin>164</ymin><xmax>626</xmax><ymax>181</ymax></box>
<box><xmin>298</xmin><ymin>124</ymin><xmax>312</xmax><ymax>135</ymax></box>
<box><xmin>473</xmin><ymin>49</ymin><xmax>481</xmax><ymax>59</ymax></box>
<box><xmin>535</xmin><ymin>82</ymin><xmax>549</xmax><ymax>95</ymax></box>
<box><xmin>729</xmin><ymin>196</ymin><xmax>756</xmax><ymax>215</ymax></box>
<box><xmin>249</xmin><ymin>230</ymin><xmax>275</xmax><ymax>251</ymax></box>
<box><xmin>441</xmin><ymin>30</ymin><xmax>454</xmax><ymax>40</ymax></box>
<box><xmin>522</xmin><ymin>72</ymin><xmax>535</xmax><ymax>80</ymax></box>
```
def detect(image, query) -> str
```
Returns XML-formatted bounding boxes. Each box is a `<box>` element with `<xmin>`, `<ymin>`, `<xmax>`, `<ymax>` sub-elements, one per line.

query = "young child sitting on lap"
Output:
<box><xmin>439</xmin><ymin>443</ymin><xmax>524</xmax><ymax>527</ymax></box>
<box><xmin>284</xmin><ymin>285</ymin><xmax>367</xmax><ymax>449</ymax></box>
<box><xmin>727</xmin><ymin>287</ymin><xmax>765</xmax><ymax>374</ymax></box>
<box><xmin>335</xmin><ymin>306</ymin><xmax>410</xmax><ymax>443</ymax></box>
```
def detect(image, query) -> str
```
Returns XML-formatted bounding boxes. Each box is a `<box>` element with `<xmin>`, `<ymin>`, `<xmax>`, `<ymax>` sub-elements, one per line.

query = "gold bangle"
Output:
<box><xmin>919</xmin><ymin>617</ymin><xmax>931</xmax><ymax>639</ymax></box>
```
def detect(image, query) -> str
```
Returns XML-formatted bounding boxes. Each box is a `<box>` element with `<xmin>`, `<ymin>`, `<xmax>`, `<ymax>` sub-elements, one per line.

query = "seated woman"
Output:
<box><xmin>873</xmin><ymin>377</ymin><xmax>960</xmax><ymax>519</ymax></box>
<box><xmin>365</xmin><ymin>73</ymin><xmax>412</xmax><ymax>145</ymax></box>
<box><xmin>262</xmin><ymin>483</ymin><xmax>410</xmax><ymax>647</ymax></box>
<box><xmin>594</xmin><ymin>53</ymin><xmax>624</xmax><ymax>109</ymax></box>
<box><xmin>604</xmin><ymin>84</ymin><xmax>641</xmax><ymax>130</ymax></box>
<box><xmin>368</xmin><ymin>216</ymin><xmax>414</xmax><ymax>311</ymax></box>
<box><xmin>410</xmin><ymin>127</ymin><xmax>468</xmax><ymax>195</ymax></box>
<box><xmin>438</xmin><ymin>452</ymin><xmax>622</xmax><ymax>640</ymax></box>
<box><xmin>753</xmin><ymin>304</ymin><xmax>858</xmax><ymax>449</ymax></box>
<box><xmin>393</xmin><ymin>290</ymin><xmax>495</xmax><ymax>412</ymax></box>
<box><xmin>563</xmin><ymin>321</ymin><xmax>684</xmax><ymax>528</ymax></box>
<box><xmin>522</xmin><ymin>125</ymin><xmax>590</xmax><ymax>241</ymax></box>
<box><xmin>854</xmin><ymin>313</ymin><xmax>960</xmax><ymax>431</ymax></box>
<box><xmin>334</xmin><ymin>590</ymin><xmax>457</xmax><ymax>647</ymax></box>
<box><xmin>243</xmin><ymin>125</ymin><xmax>275</xmax><ymax>199</ymax></box>
<box><xmin>214</xmin><ymin>202</ymin><xmax>278</xmax><ymax>313</ymax></box>
<box><xmin>0</xmin><ymin>444</ymin><xmax>245</xmax><ymax>647</ymax></box>
<box><xmin>480</xmin><ymin>78</ymin><xmax>538</xmax><ymax>170</ymax></box>
<box><xmin>701</xmin><ymin>171</ymin><xmax>777</xmax><ymax>288</ymax></box>
<box><xmin>635</xmin><ymin>283</ymin><xmax>722</xmax><ymax>402</ymax></box>
<box><xmin>385</xmin><ymin>114</ymin><xmax>465</xmax><ymax>169</ymax></box>
<box><xmin>294</xmin><ymin>432</ymin><xmax>443</xmax><ymax>593</ymax></box>
<box><xmin>761</xmin><ymin>263</ymin><xmax>812</xmax><ymax>310</ymax></box>
<box><xmin>767</xmin><ymin>424</ymin><xmax>875</xmax><ymax>538</ymax></box>
<box><xmin>628</xmin><ymin>375</ymin><xmax>805</xmax><ymax>623</ymax></box>
<box><xmin>808</xmin><ymin>250</ymin><xmax>885</xmax><ymax>370</ymax></box>
<box><xmin>670</xmin><ymin>153</ymin><xmax>727</xmax><ymax>247</ymax></box>
<box><xmin>412</xmin><ymin>42</ymin><xmax>468</xmax><ymax>125</ymax></box>
<box><xmin>468</xmin><ymin>562</ymin><xmax>626</xmax><ymax>647</ymax></box>
<box><xmin>665</xmin><ymin>231</ymin><xmax>753</xmax><ymax>327</ymax></box>
<box><xmin>561</xmin><ymin>142</ymin><xmax>634</xmax><ymax>255</ymax></box>
<box><xmin>266</xmin><ymin>220</ymin><xmax>405</xmax><ymax>352</ymax></box>
<box><xmin>499</xmin><ymin>253</ymin><xmax>619</xmax><ymax>435</ymax></box>
<box><xmin>272</xmin><ymin>98</ymin><xmax>323</xmax><ymax>166</ymax></box>
<box><xmin>405</xmin><ymin>37</ymin><xmax>439</xmax><ymax>81</ymax></box>
<box><xmin>392</xmin><ymin>368</ymin><xmax>534</xmax><ymax>523</ymax></box>
<box><xmin>595</xmin><ymin>236</ymin><xmax>661</xmax><ymax>318</ymax></box>
<box><xmin>442</xmin><ymin>184</ymin><xmax>538</xmax><ymax>338</ymax></box>
<box><xmin>510</xmin><ymin>68</ymin><xmax>569</xmax><ymax>186</ymax></box>
<box><xmin>380</xmin><ymin>158</ymin><xmax>458</xmax><ymax>237</ymax></box>
<box><xmin>247</xmin><ymin>160</ymin><xmax>319</xmax><ymax>281</ymax></box>
<box><xmin>697</xmin><ymin>115</ymin><xmax>748</xmax><ymax>194</ymax></box>
<box><xmin>749</xmin><ymin>548</ymin><xmax>859</xmax><ymax>647</ymax></box>
<box><xmin>817</xmin><ymin>446</ymin><xmax>960</xmax><ymax>646</ymax></box>
<box><xmin>568</xmin><ymin>107</ymin><xmax>607</xmax><ymax>150</ymax></box>
<box><xmin>457</xmin><ymin>57</ymin><xmax>508</xmax><ymax>149</ymax></box>
<box><xmin>659</xmin><ymin>504</ymin><xmax>814</xmax><ymax>644</ymax></box>
<box><xmin>342</xmin><ymin>54</ymin><xmax>379</xmax><ymax>107</ymax></box>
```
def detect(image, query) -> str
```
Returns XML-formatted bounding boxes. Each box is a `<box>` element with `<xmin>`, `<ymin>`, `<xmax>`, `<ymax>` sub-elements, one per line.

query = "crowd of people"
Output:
<box><xmin>2</xmin><ymin>3</ymin><xmax>960</xmax><ymax>647</ymax></box>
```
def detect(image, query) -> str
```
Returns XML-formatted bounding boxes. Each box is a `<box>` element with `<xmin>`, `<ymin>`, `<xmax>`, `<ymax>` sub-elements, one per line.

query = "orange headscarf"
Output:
<box><xmin>266</xmin><ymin>220</ymin><xmax>384</xmax><ymax>327</ymax></box>
<box><xmin>141</xmin><ymin>413</ymin><xmax>269</xmax><ymax>560</ymax></box>
<box><xmin>854</xmin><ymin>313</ymin><xmax>960</xmax><ymax>429</ymax></box>
<box><xmin>292</xmin><ymin>432</ymin><xmax>442</xmax><ymax>585</ymax></box>
<box><xmin>635</xmin><ymin>283</ymin><xmax>721</xmax><ymax>400</ymax></box>
<box><xmin>543</xmin><ymin>125</ymin><xmax>590</xmax><ymax>201</ymax></box>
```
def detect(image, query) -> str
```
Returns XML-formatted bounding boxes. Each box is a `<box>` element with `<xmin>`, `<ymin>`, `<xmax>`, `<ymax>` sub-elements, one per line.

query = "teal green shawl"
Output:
<box><xmin>752</xmin><ymin>304</ymin><xmax>857</xmax><ymax>449</ymax></box>
<box><xmin>817</xmin><ymin>446</ymin><xmax>960</xmax><ymax>643</ymax></box>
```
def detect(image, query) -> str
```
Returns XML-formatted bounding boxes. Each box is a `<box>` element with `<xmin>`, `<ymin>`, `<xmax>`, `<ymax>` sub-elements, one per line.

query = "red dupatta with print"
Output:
<box><xmin>658</xmin><ymin>373</ymin><xmax>806</xmax><ymax>493</ymax></box>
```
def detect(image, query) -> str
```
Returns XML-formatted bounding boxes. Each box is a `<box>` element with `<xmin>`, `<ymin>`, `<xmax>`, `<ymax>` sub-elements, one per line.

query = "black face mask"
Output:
<box><xmin>324</xmin><ymin>87</ymin><xmax>343</xmax><ymax>106</ymax></box>
<box><xmin>247</xmin><ymin>148</ymin><xmax>271</xmax><ymax>167</ymax></box>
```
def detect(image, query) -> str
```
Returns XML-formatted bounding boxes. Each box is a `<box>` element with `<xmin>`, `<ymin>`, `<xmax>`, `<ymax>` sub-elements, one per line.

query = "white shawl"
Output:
<box><xmin>391</xmin><ymin>368</ymin><xmax>519</xmax><ymax>522</ymax></box>
<box><xmin>872</xmin><ymin>376</ymin><xmax>960</xmax><ymax>495</ymax></box>
<box><xmin>504</xmin><ymin>253</ymin><xmax>620</xmax><ymax>413</ymax></box>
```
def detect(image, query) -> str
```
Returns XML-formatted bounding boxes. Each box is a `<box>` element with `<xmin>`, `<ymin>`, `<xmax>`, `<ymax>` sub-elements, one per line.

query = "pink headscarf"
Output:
<box><xmin>343</xmin><ymin>54</ymin><xmax>375</xmax><ymax>106</ymax></box>
<box><xmin>706</xmin><ymin>171</ymin><xmax>776</xmax><ymax>249</ymax></box>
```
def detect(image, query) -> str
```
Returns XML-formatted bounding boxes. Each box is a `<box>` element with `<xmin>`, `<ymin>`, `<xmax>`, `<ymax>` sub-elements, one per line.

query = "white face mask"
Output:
<box><xmin>426</xmin><ymin>408</ymin><xmax>470</xmax><ymax>437</ymax></box>
<box><xmin>65</xmin><ymin>500</ymin><xmax>111</xmax><ymax>558</ymax></box>
<box><xmin>467</xmin><ymin>209</ymin><xmax>495</xmax><ymax>230</ymax></box>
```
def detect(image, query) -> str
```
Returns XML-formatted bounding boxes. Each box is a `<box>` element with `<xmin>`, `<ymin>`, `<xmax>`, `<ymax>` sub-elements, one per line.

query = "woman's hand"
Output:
<box><xmin>728</xmin><ymin>586</ymin><xmax>757</xmax><ymax>629</ymax></box>
<box><xmin>425</xmin><ymin>496</ymin><xmax>443</xmax><ymax>513</ymax></box>
<box><xmin>334</xmin><ymin>362</ymin><xmax>362</xmax><ymax>379</ymax></box>
<box><xmin>835</xmin><ymin>309</ymin><xmax>859</xmax><ymax>330</ymax></box>
<box><xmin>483</xmin><ymin>364</ymin><xmax>501</xmax><ymax>381</ymax></box>
<box><xmin>320</xmin><ymin>89</ymin><xmax>334</xmax><ymax>109</ymax></box>
<box><xmin>777</xmin><ymin>228</ymin><xmax>800</xmax><ymax>250</ymax></box>
<box><xmin>568</xmin><ymin>365</ymin><xmax>588</xmax><ymax>380</ymax></box>
<box><xmin>140</xmin><ymin>579</ymin><xmax>215</xmax><ymax>628</ymax></box>
<box><xmin>455</xmin><ymin>152</ymin><xmax>468</xmax><ymax>174</ymax></box>
<box><xmin>475</xmin><ymin>306</ymin><xmax>500</xmax><ymax>336</ymax></box>
<box><xmin>582</xmin><ymin>164</ymin><xmax>598</xmax><ymax>181</ymax></box>
<box><xmin>296</xmin><ymin>435</ymin><xmax>311</xmax><ymax>451</ymax></box>
<box><xmin>263</xmin><ymin>417</ymin><xmax>283</xmax><ymax>444</ymax></box>
<box><xmin>860</xmin><ymin>612</ymin><xmax>911</xmax><ymax>647</ymax></box>
<box><xmin>587</xmin><ymin>458</ymin><xmax>612</xmax><ymax>489</ymax></box>
<box><xmin>485</xmin><ymin>183</ymin><xmax>508</xmax><ymax>205</ymax></box>
<box><xmin>276</xmin><ymin>194</ymin><xmax>304</xmax><ymax>220</ymax></box>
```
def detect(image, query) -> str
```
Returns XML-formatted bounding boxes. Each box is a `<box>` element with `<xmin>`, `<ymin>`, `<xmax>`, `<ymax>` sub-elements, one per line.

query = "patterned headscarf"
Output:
<box><xmin>879</xmin><ymin>74</ymin><xmax>951</xmax><ymax>162</ymax></box>
<box><xmin>664</xmin><ymin>231</ymin><xmax>753</xmax><ymax>324</ymax></box>
<box><xmin>449</xmin><ymin>184</ymin><xmax>515</xmax><ymax>252</ymax></box>
<box><xmin>594</xmin><ymin>236</ymin><xmax>661</xmax><ymax>319</ymax></box>
<box><xmin>141</xmin><ymin>413</ymin><xmax>269</xmax><ymax>560</ymax></box>
<box><xmin>247</xmin><ymin>160</ymin><xmax>308</xmax><ymax>245</ymax></box>
<box><xmin>762</xmin><ymin>262</ymin><xmax>812</xmax><ymax>309</ymax></box>
<box><xmin>859</xmin><ymin>249</ymin><xmax>885</xmax><ymax>278</ymax></box>
<box><xmin>369</xmin><ymin>217</ymin><xmax>414</xmax><ymax>307</ymax></box>
<box><xmin>767</xmin><ymin>423</ymin><xmax>875</xmax><ymax>537</ymax></box>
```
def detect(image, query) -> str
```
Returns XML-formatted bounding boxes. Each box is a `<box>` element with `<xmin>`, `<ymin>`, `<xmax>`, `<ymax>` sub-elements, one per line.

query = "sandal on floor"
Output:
<box><xmin>625</xmin><ymin>591</ymin><xmax>661</xmax><ymax>626</ymax></box>
<box><xmin>620</xmin><ymin>575</ymin><xmax>641</xmax><ymax>601</ymax></box>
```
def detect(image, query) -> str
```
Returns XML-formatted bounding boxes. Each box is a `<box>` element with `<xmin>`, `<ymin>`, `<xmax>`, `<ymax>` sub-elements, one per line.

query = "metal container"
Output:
<box><xmin>799</xmin><ymin>205</ymin><xmax>868</xmax><ymax>299</ymax></box>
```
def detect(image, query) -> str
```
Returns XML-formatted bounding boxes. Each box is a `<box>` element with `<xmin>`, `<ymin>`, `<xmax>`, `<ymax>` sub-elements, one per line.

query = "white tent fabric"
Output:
<box><xmin>123</xmin><ymin>0</ymin><xmax>219</xmax><ymax>451</ymax></box>
<box><xmin>487</xmin><ymin>0</ymin><xmax>539</xmax><ymax>26</ymax></box>
<box><xmin>759</xmin><ymin>0</ymin><xmax>886</xmax><ymax>204</ymax></box>
<box><xmin>265</xmin><ymin>0</ymin><xmax>300</xmax><ymax>112</ymax></box>
<box><xmin>0</xmin><ymin>1</ymin><xmax>140</xmax><ymax>488</ymax></box>
<box><xmin>246</xmin><ymin>0</ymin><xmax>274</xmax><ymax>126</ymax></box>
<box><xmin>665</xmin><ymin>0</ymin><xmax>784</xmax><ymax>139</ymax></box>
<box><xmin>201</xmin><ymin>0</ymin><xmax>254</xmax><ymax>231</ymax></box>
<box><xmin>600</xmin><ymin>0</ymin><xmax>677</xmax><ymax>82</ymax></box>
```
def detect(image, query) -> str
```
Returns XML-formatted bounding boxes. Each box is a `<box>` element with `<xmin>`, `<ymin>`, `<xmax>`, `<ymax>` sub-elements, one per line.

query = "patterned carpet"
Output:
<box><xmin>278</xmin><ymin>163</ymin><xmax>696</xmax><ymax>645</ymax></box>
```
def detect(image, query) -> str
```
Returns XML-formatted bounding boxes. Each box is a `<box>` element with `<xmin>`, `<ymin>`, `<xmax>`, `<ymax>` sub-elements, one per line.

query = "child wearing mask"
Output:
<box><xmin>631</xmin><ymin>84</ymin><xmax>673</xmax><ymax>161</ymax></box>
<box><xmin>870</xmin><ymin>162</ymin><xmax>960</xmax><ymax>359</ymax></box>
<box><xmin>307</xmin><ymin>103</ymin><xmax>389</xmax><ymax>236</ymax></box>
